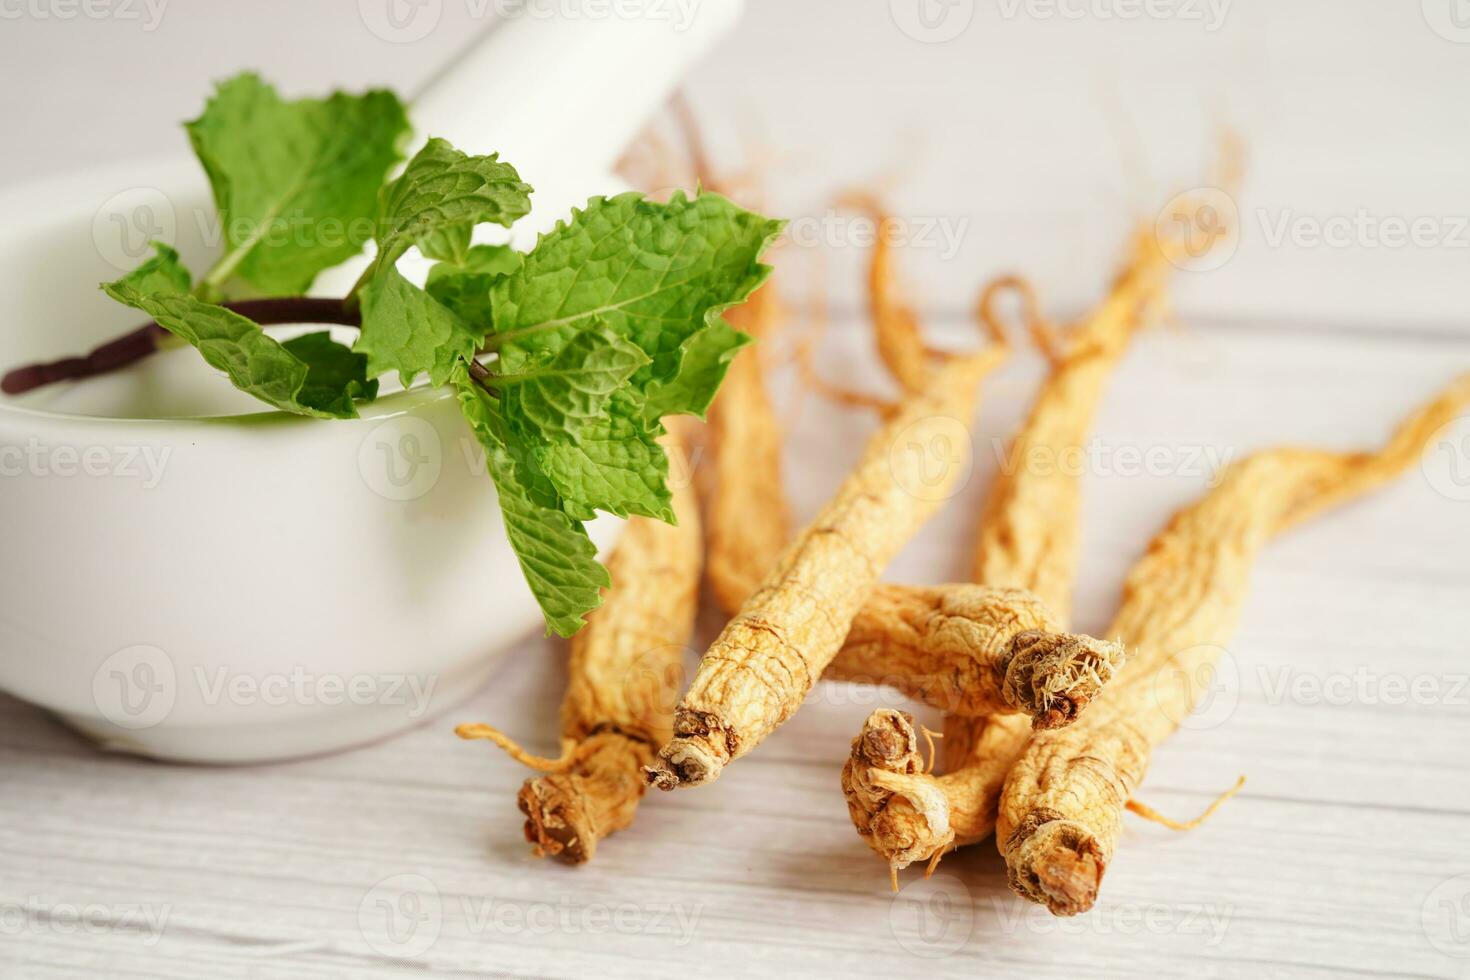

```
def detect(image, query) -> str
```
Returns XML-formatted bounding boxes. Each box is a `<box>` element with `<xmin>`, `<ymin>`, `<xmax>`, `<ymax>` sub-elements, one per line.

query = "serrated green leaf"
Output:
<box><xmin>535</xmin><ymin>390</ymin><xmax>673</xmax><ymax>523</ymax></box>
<box><xmin>356</xmin><ymin>266</ymin><xmax>481</xmax><ymax>388</ymax></box>
<box><xmin>417</xmin><ymin>223</ymin><xmax>473</xmax><ymax>265</ymax></box>
<box><xmin>373</xmin><ymin>137</ymin><xmax>532</xmax><ymax>274</ymax></box>
<box><xmin>642</xmin><ymin>318</ymin><xmax>752</xmax><ymax>421</ymax></box>
<box><xmin>488</xmin><ymin>191</ymin><xmax>782</xmax><ymax>402</ymax></box>
<box><xmin>424</xmin><ymin>244</ymin><xmax>523</xmax><ymax>326</ymax></box>
<box><xmin>498</xmin><ymin>326</ymin><xmax>649</xmax><ymax>443</ymax></box>
<box><xmin>102</xmin><ymin>244</ymin><xmax>371</xmax><ymax>419</ymax></box>
<box><xmin>452</xmin><ymin>364</ymin><xmax>609</xmax><ymax>637</ymax></box>
<box><xmin>187</xmin><ymin>72</ymin><xmax>409</xmax><ymax>295</ymax></box>
<box><xmin>280</xmin><ymin>331</ymin><xmax>379</xmax><ymax>417</ymax></box>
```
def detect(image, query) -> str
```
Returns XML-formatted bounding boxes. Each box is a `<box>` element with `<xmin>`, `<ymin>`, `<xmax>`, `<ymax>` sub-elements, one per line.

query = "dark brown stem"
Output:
<box><xmin>2</xmin><ymin>297</ymin><xmax>360</xmax><ymax>396</ymax></box>
<box><xmin>466</xmin><ymin>357</ymin><xmax>497</xmax><ymax>394</ymax></box>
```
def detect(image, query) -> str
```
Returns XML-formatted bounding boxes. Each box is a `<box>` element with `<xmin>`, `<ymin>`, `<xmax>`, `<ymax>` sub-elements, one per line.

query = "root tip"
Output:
<box><xmin>1006</xmin><ymin>816</ymin><xmax>1105</xmax><ymax>917</ymax></box>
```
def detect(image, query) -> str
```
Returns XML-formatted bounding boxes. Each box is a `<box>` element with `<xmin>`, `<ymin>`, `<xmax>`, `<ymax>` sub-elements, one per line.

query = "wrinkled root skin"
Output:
<box><xmin>824</xmin><ymin>585</ymin><xmax>1126</xmax><ymax>729</ymax></box>
<box><xmin>841</xmin><ymin>709</ymin><xmax>955</xmax><ymax>871</ymax></box>
<box><xmin>649</xmin><ymin>354</ymin><xmax>1005</xmax><ymax>791</ymax></box>
<box><xmin>1002</xmin><ymin>811</ymin><xmax>1105</xmax><ymax>916</ymax></box>
<box><xmin>644</xmin><ymin>709</ymin><xmax>734</xmax><ymax>790</ymax></box>
<box><xmin>519</xmin><ymin>731</ymin><xmax>655</xmax><ymax>863</ymax></box>
<box><xmin>1002</xmin><ymin>629</ymin><xmax>1126</xmax><ymax>730</ymax></box>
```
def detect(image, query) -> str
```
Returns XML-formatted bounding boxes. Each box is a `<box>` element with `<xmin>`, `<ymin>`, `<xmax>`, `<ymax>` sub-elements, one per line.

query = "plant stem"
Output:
<box><xmin>1</xmin><ymin>297</ymin><xmax>359</xmax><ymax>396</ymax></box>
<box><xmin>466</xmin><ymin>357</ymin><xmax>497</xmax><ymax>394</ymax></box>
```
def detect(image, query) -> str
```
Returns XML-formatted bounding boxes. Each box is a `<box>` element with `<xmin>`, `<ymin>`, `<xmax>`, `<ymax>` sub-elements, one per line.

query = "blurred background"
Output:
<box><xmin>2</xmin><ymin>0</ymin><xmax>1467</xmax><ymax>328</ymax></box>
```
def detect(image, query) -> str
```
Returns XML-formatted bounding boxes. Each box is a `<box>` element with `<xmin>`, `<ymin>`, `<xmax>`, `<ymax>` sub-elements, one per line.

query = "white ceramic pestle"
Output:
<box><xmin>0</xmin><ymin>3</ymin><xmax>744</xmax><ymax>763</ymax></box>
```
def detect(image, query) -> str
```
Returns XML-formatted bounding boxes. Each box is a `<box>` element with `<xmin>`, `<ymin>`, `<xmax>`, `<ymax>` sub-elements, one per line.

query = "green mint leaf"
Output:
<box><xmin>187</xmin><ymin>72</ymin><xmax>409</xmax><ymax>295</ymax></box>
<box><xmin>534</xmin><ymin>390</ymin><xmax>674</xmax><ymax>523</ymax></box>
<box><xmin>488</xmin><ymin>191</ymin><xmax>782</xmax><ymax>402</ymax></box>
<box><xmin>280</xmin><ymin>331</ymin><xmax>379</xmax><ymax>417</ymax></box>
<box><xmin>641</xmin><ymin>318</ymin><xmax>752</xmax><ymax>421</ymax></box>
<box><xmin>373</xmin><ymin>137</ymin><xmax>532</xmax><ymax>274</ymax></box>
<box><xmin>102</xmin><ymin>244</ymin><xmax>371</xmax><ymax>419</ymax></box>
<box><xmin>356</xmin><ymin>266</ymin><xmax>482</xmax><ymax>388</ymax></box>
<box><xmin>452</xmin><ymin>364</ymin><xmax>609</xmax><ymax>637</ymax></box>
<box><xmin>497</xmin><ymin>325</ymin><xmax>649</xmax><ymax>443</ymax></box>
<box><xmin>424</xmin><ymin>244</ymin><xmax>523</xmax><ymax>326</ymax></box>
<box><xmin>417</xmin><ymin>223</ymin><xmax>474</xmax><ymax>265</ymax></box>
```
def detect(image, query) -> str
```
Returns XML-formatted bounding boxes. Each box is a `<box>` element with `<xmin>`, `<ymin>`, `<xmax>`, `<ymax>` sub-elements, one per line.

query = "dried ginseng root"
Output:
<box><xmin>645</xmin><ymin>343</ymin><xmax>1008</xmax><ymax>791</ymax></box>
<box><xmin>840</xmin><ymin>213</ymin><xmax>1186</xmax><ymax>877</ymax></box>
<box><xmin>456</xmin><ymin>425</ymin><xmax>703</xmax><ymax>863</ymax></box>
<box><xmin>705</xmin><ymin>282</ymin><xmax>793</xmax><ymax>617</ymax></box>
<box><xmin>697</xmin><ymin>197</ymin><xmax>1122</xmax><ymax>762</ymax></box>
<box><xmin>824</xmin><ymin>584</ymin><xmax>1120</xmax><ymax>726</ymax></box>
<box><xmin>806</xmin><ymin>199</ymin><xmax>1122</xmax><ymax>727</ymax></box>
<box><xmin>996</xmin><ymin>373</ymin><xmax>1470</xmax><ymax>916</ymax></box>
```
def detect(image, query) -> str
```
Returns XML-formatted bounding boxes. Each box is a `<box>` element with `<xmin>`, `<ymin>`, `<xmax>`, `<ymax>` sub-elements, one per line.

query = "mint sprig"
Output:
<box><xmin>90</xmin><ymin>72</ymin><xmax>781</xmax><ymax>637</ymax></box>
<box><xmin>186</xmin><ymin>73</ymin><xmax>410</xmax><ymax>296</ymax></box>
<box><xmin>102</xmin><ymin>244</ymin><xmax>374</xmax><ymax>419</ymax></box>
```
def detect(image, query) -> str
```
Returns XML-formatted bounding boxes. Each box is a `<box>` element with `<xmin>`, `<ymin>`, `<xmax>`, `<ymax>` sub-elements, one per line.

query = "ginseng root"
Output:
<box><xmin>826</xmin><ymin>585</ymin><xmax>1121</xmax><ymax>726</ymax></box>
<box><xmin>457</xmin><ymin>424</ymin><xmax>703</xmax><ymax>863</ymax></box>
<box><xmin>705</xmin><ymin>282</ymin><xmax>793</xmax><ymax>617</ymax></box>
<box><xmin>840</xmin><ymin>199</ymin><xmax>1199</xmax><ymax>874</ymax></box>
<box><xmin>703</xmin><ymin>225</ymin><xmax>1120</xmax><ymax>729</ymax></box>
<box><xmin>996</xmin><ymin>372</ymin><xmax>1470</xmax><ymax>915</ymax></box>
<box><xmin>645</xmin><ymin>342</ymin><xmax>1008</xmax><ymax>790</ymax></box>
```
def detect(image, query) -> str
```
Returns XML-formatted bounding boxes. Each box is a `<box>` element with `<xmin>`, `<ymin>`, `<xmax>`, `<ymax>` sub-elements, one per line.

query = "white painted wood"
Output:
<box><xmin>3</xmin><ymin>320</ymin><xmax>1469</xmax><ymax>978</ymax></box>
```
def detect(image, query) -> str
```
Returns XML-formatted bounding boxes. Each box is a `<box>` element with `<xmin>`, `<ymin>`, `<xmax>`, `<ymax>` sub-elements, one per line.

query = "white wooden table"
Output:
<box><xmin>4</xmin><ymin>3</ymin><xmax>1470</xmax><ymax>977</ymax></box>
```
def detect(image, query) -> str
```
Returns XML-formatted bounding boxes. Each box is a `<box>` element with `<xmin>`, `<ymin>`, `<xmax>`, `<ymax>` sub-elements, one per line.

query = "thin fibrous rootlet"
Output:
<box><xmin>457</xmin><ymin>423</ymin><xmax>703</xmax><ymax>863</ymax></box>
<box><xmin>996</xmin><ymin>371</ymin><xmax>1470</xmax><ymax>916</ymax></box>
